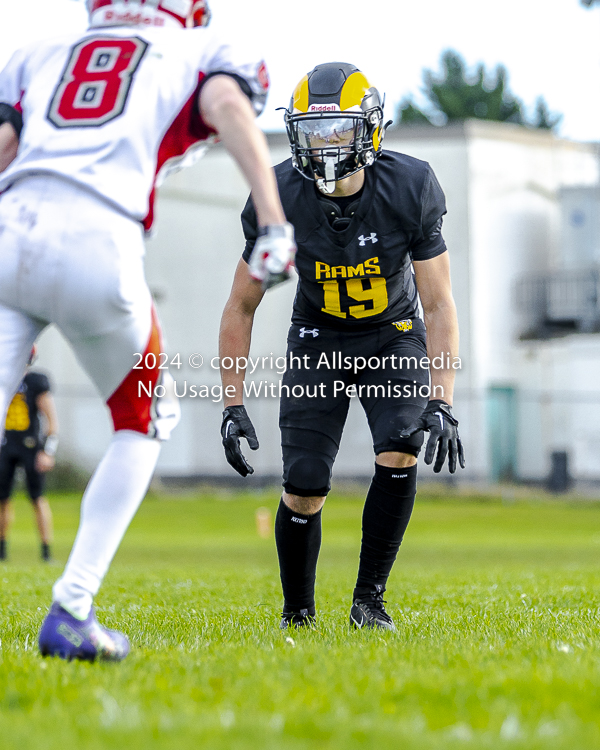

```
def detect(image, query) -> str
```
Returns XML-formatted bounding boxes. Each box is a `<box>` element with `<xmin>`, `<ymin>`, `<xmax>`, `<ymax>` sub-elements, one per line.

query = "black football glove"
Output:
<box><xmin>397</xmin><ymin>400</ymin><xmax>465</xmax><ymax>474</ymax></box>
<box><xmin>221</xmin><ymin>405</ymin><xmax>259</xmax><ymax>477</ymax></box>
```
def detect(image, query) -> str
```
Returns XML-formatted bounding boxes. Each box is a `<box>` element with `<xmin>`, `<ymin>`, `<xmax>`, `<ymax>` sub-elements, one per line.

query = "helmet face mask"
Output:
<box><xmin>284</xmin><ymin>62</ymin><xmax>386</xmax><ymax>193</ymax></box>
<box><xmin>287</xmin><ymin>111</ymin><xmax>371</xmax><ymax>188</ymax></box>
<box><xmin>87</xmin><ymin>0</ymin><xmax>211</xmax><ymax>29</ymax></box>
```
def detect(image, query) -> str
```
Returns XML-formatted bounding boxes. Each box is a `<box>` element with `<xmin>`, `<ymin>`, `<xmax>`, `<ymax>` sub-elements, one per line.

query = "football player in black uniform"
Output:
<box><xmin>0</xmin><ymin>357</ymin><xmax>58</xmax><ymax>562</ymax></box>
<box><xmin>219</xmin><ymin>62</ymin><xmax>464</xmax><ymax>630</ymax></box>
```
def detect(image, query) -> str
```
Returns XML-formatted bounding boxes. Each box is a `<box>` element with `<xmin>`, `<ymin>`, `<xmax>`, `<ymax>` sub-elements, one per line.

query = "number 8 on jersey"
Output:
<box><xmin>47</xmin><ymin>36</ymin><xmax>148</xmax><ymax>128</ymax></box>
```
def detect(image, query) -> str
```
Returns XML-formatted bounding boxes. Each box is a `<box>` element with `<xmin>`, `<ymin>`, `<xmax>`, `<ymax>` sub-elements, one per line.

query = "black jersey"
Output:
<box><xmin>241</xmin><ymin>150</ymin><xmax>447</xmax><ymax>330</ymax></box>
<box><xmin>3</xmin><ymin>371</ymin><xmax>50</xmax><ymax>447</ymax></box>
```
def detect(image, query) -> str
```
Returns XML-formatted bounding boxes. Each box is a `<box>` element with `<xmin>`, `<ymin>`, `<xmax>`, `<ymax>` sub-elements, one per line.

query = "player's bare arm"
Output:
<box><xmin>35</xmin><ymin>391</ymin><xmax>59</xmax><ymax>473</ymax></box>
<box><xmin>218</xmin><ymin>259</ymin><xmax>264</xmax><ymax>477</ymax></box>
<box><xmin>400</xmin><ymin>252</ymin><xmax>464</xmax><ymax>473</ymax></box>
<box><xmin>199</xmin><ymin>75</ymin><xmax>284</xmax><ymax>227</ymax></box>
<box><xmin>0</xmin><ymin>121</ymin><xmax>19</xmax><ymax>173</ymax></box>
<box><xmin>220</xmin><ymin>259</ymin><xmax>265</xmax><ymax>408</ymax></box>
<box><xmin>199</xmin><ymin>76</ymin><xmax>296</xmax><ymax>289</ymax></box>
<box><xmin>413</xmin><ymin>252</ymin><xmax>459</xmax><ymax>406</ymax></box>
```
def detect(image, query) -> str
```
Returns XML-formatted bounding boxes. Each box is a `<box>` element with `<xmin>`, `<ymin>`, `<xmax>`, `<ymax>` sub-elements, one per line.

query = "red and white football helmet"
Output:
<box><xmin>87</xmin><ymin>0</ymin><xmax>211</xmax><ymax>30</ymax></box>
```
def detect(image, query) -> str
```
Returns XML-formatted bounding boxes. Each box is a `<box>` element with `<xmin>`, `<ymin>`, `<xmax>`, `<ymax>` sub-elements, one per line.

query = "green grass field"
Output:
<box><xmin>2</xmin><ymin>488</ymin><xmax>600</xmax><ymax>749</ymax></box>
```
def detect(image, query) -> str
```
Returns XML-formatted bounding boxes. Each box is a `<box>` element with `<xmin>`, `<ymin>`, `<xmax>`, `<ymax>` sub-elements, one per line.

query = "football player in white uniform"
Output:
<box><xmin>0</xmin><ymin>0</ymin><xmax>295</xmax><ymax>662</ymax></box>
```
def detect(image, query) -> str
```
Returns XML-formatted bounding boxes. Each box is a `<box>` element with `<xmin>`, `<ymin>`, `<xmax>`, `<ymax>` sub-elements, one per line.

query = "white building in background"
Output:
<box><xmin>35</xmin><ymin>121</ymin><xmax>600</xmax><ymax>485</ymax></box>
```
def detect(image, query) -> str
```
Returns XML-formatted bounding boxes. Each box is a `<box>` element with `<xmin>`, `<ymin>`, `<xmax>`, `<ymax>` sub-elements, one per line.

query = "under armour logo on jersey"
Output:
<box><xmin>358</xmin><ymin>233</ymin><xmax>378</xmax><ymax>246</ymax></box>
<box><xmin>299</xmin><ymin>327</ymin><xmax>319</xmax><ymax>338</ymax></box>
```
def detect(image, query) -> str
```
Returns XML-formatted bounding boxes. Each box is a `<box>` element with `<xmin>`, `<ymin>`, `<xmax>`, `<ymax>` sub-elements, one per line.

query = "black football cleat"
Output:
<box><xmin>350</xmin><ymin>585</ymin><xmax>396</xmax><ymax>631</ymax></box>
<box><xmin>280</xmin><ymin>608</ymin><xmax>315</xmax><ymax>630</ymax></box>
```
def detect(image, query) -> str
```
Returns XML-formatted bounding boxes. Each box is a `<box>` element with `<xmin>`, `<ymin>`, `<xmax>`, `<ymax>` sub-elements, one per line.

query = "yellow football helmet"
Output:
<box><xmin>284</xmin><ymin>62</ymin><xmax>390</xmax><ymax>193</ymax></box>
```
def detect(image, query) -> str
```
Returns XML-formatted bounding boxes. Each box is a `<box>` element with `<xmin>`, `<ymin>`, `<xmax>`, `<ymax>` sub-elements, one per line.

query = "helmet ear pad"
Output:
<box><xmin>191</xmin><ymin>0</ymin><xmax>211</xmax><ymax>26</ymax></box>
<box><xmin>359</xmin><ymin>149</ymin><xmax>375</xmax><ymax>167</ymax></box>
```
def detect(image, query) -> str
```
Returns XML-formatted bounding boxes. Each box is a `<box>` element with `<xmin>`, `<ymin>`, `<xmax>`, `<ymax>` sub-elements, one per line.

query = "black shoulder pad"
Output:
<box><xmin>0</xmin><ymin>102</ymin><xmax>23</xmax><ymax>137</ymax></box>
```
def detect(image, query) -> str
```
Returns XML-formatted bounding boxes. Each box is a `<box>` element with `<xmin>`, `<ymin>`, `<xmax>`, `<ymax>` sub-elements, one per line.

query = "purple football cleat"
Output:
<box><xmin>38</xmin><ymin>602</ymin><xmax>130</xmax><ymax>662</ymax></box>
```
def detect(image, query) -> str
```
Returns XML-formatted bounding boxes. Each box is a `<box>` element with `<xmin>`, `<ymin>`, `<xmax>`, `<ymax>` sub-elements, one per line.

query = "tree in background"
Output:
<box><xmin>398</xmin><ymin>50</ymin><xmax>561</xmax><ymax>131</ymax></box>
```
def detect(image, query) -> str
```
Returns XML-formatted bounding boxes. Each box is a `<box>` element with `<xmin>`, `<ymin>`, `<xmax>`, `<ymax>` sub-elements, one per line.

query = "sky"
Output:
<box><xmin>0</xmin><ymin>0</ymin><xmax>599</xmax><ymax>141</ymax></box>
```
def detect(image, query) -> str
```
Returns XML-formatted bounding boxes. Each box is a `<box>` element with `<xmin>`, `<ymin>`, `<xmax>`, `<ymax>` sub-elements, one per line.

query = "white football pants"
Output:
<box><xmin>0</xmin><ymin>176</ymin><xmax>180</xmax><ymax>618</ymax></box>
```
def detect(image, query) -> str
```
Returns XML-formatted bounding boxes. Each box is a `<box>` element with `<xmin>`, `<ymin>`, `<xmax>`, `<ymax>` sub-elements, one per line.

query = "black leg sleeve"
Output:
<box><xmin>274</xmin><ymin>498</ymin><xmax>322</xmax><ymax>614</ymax></box>
<box><xmin>355</xmin><ymin>463</ymin><xmax>418</xmax><ymax>591</ymax></box>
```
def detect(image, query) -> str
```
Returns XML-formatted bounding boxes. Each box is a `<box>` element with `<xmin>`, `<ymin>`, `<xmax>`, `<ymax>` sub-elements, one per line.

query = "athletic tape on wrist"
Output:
<box><xmin>43</xmin><ymin>434</ymin><xmax>59</xmax><ymax>457</ymax></box>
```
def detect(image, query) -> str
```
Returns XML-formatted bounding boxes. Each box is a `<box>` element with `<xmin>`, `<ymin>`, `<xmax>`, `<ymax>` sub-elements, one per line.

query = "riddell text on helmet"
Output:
<box><xmin>308</xmin><ymin>104</ymin><xmax>340</xmax><ymax>112</ymax></box>
<box><xmin>104</xmin><ymin>11</ymin><xmax>166</xmax><ymax>25</ymax></box>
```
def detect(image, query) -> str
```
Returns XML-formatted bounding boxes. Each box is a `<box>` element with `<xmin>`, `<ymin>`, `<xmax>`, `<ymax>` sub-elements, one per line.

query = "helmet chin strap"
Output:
<box><xmin>317</xmin><ymin>156</ymin><xmax>337</xmax><ymax>194</ymax></box>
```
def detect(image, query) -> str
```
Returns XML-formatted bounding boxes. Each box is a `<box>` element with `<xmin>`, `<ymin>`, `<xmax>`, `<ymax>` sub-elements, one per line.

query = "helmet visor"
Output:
<box><xmin>296</xmin><ymin>116</ymin><xmax>361</xmax><ymax>151</ymax></box>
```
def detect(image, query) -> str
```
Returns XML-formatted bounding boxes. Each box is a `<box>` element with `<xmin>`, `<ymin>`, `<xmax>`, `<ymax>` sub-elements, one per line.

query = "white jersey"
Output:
<box><xmin>0</xmin><ymin>25</ymin><xmax>269</xmax><ymax>230</ymax></box>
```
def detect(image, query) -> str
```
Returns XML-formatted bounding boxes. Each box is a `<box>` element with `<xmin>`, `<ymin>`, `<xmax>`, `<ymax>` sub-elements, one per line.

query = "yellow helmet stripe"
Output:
<box><xmin>292</xmin><ymin>75</ymin><xmax>310</xmax><ymax>113</ymax></box>
<box><xmin>340</xmin><ymin>71</ymin><xmax>371</xmax><ymax>111</ymax></box>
